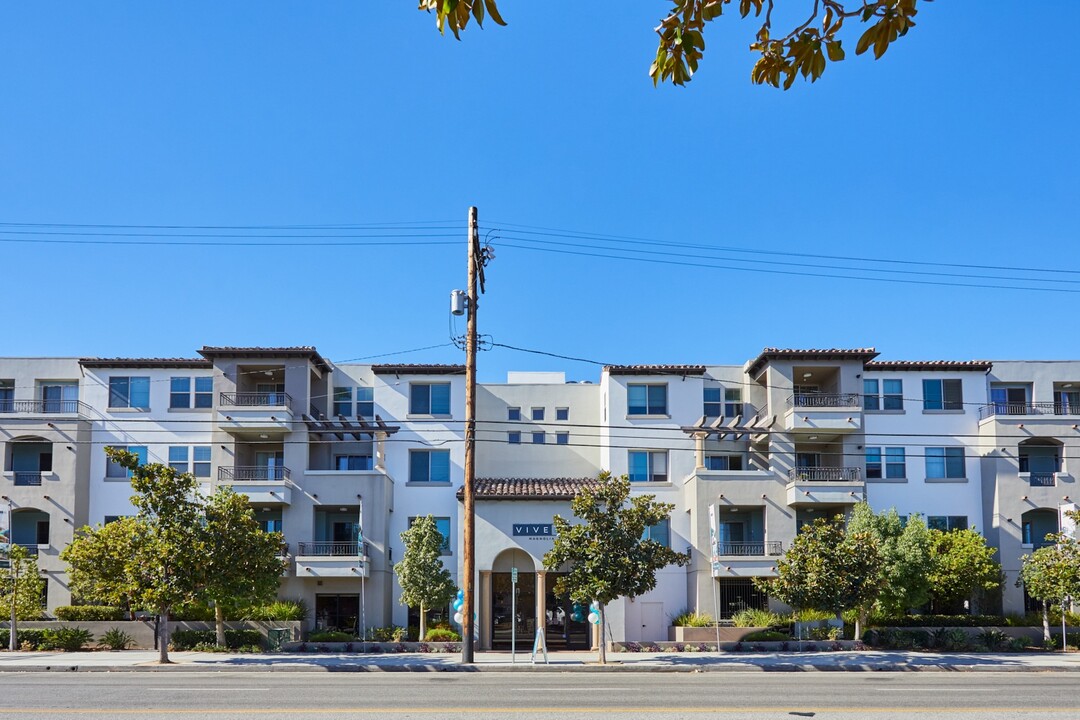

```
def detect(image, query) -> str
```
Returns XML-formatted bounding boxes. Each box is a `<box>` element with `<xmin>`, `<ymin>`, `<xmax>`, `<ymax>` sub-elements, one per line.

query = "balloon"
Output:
<box><xmin>454</xmin><ymin>612</ymin><xmax>464</xmax><ymax>624</ymax></box>
<box><xmin>587</xmin><ymin>612</ymin><xmax>599</xmax><ymax>625</ymax></box>
<box><xmin>452</xmin><ymin>599</ymin><xmax>463</xmax><ymax>612</ymax></box>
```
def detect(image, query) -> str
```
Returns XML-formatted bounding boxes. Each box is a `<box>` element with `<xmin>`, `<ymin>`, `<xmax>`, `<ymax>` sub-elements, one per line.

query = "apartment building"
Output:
<box><xmin>2</xmin><ymin>346</ymin><xmax>1077</xmax><ymax>644</ymax></box>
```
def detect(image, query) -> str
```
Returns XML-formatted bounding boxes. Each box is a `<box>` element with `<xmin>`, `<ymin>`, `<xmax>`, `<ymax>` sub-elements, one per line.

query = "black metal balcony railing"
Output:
<box><xmin>14</xmin><ymin>544</ymin><xmax>39</xmax><ymax>556</ymax></box>
<box><xmin>219</xmin><ymin>392</ymin><xmax>293</xmax><ymax>410</ymax></box>
<box><xmin>13</xmin><ymin>472</ymin><xmax>43</xmax><ymax>486</ymax></box>
<box><xmin>217</xmin><ymin>466</ymin><xmax>291</xmax><ymax>482</ymax></box>
<box><xmin>1028</xmin><ymin>472</ymin><xmax>1057</xmax><ymax>487</ymax></box>
<box><xmin>0</xmin><ymin>399</ymin><xmax>89</xmax><ymax>416</ymax></box>
<box><xmin>297</xmin><ymin>540</ymin><xmax>368</xmax><ymax>557</ymax></box>
<box><xmin>979</xmin><ymin>402</ymin><xmax>1080</xmax><ymax>420</ymax></box>
<box><xmin>788</xmin><ymin>466</ymin><xmax>862</xmax><ymax>482</ymax></box>
<box><xmin>277</xmin><ymin>542</ymin><xmax>290</xmax><ymax>557</ymax></box>
<box><xmin>787</xmin><ymin>393</ymin><xmax>861</xmax><ymax>409</ymax></box>
<box><xmin>714</xmin><ymin>541</ymin><xmax>783</xmax><ymax>557</ymax></box>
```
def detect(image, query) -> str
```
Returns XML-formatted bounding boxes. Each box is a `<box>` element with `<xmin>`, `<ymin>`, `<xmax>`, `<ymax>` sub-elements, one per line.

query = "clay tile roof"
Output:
<box><xmin>372</xmin><ymin>364</ymin><xmax>465</xmax><ymax>375</ymax></box>
<box><xmin>79</xmin><ymin>358</ymin><xmax>212</xmax><ymax>369</ymax></box>
<box><xmin>604</xmin><ymin>364</ymin><xmax>706</xmax><ymax>376</ymax></box>
<box><xmin>865</xmin><ymin>360</ymin><xmax>993</xmax><ymax>372</ymax></box>
<box><xmin>456</xmin><ymin>477</ymin><xmax>600</xmax><ymax>501</ymax></box>
<box><xmin>746</xmin><ymin>347</ymin><xmax>880</xmax><ymax>376</ymax></box>
<box><xmin>198</xmin><ymin>346</ymin><xmax>331</xmax><ymax>373</ymax></box>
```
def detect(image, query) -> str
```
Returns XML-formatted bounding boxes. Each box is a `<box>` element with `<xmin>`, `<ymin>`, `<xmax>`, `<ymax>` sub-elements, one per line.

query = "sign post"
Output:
<box><xmin>511</xmin><ymin>566</ymin><xmax>518</xmax><ymax>663</ymax></box>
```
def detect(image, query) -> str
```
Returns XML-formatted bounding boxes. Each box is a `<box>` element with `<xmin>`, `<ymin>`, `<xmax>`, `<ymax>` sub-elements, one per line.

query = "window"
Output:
<box><xmin>927</xmin><ymin>516</ymin><xmax>968</xmax><ymax>532</ymax></box>
<box><xmin>168</xmin><ymin>446</ymin><xmax>189</xmax><ymax>473</ymax></box>
<box><xmin>333</xmin><ymin>387</ymin><xmax>352</xmax><ymax>416</ymax></box>
<box><xmin>532</xmin><ymin>432</ymin><xmax>546</xmax><ymax>444</ymax></box>
<box><xmin>628</xmin><ymin>384</ymin><xmax>667</xmax><ymax>416</ymax></box>
<box><xmin>194</xmin><ymin>377</ymin><xmax>212</xmax><ymax>408</ymax></box>
<box><xmin>0</xmin><ymin>379</ymin><xmax>12</xmax><ymax>412</ymax></box>
<box><xmin>410</xmin><ymin>383</ymin><xmax>450</xmax><ymax>415</ymax></box>
<box><xmin>556</xmin><ymin>407</ymin><xmax>569</xmax><ymax>421</ymax></box>
<box><xmin>704</xmin><ymin>387</ymin><xmax>722</xmax><ymax>418</ymax></box>
<box><xmin>356</xmin><ymin>386</ymin><xmax>374</xmax><ymax>419</ymax></box>
<box><xmin>704</xmin><ymin>455</ymin><xmax>743</xmax><ymax>471</ymax></box>
<box><xmin>336</xmin><ymin>455</ymin><xmax>373</xmax><ymax>471</ymax></box>
<box><xmin>531</xmin><ymin>407</ymin><xmax>545</xmax><ymax>421</ymax></box>
<box><xmin>103</xmin><ymin>515</ymin><xmax>124</xmax><ymax>525</ymax></box>
<box><xmin>409</xmin><ymin>450</ymin><xmax>451</xmax><ymax>483</ymax></box>
<box><xmin>508</xmin><ymin>431</ymin><xmax>521</xmax><ymax>444</ymax></box>
<box><xmin>556</xmin><ymin>432</ymin><xmax>569</xmax><ymax>445</ymax></box>
<box><xmin>105</xmin><ymin>446</ymin><xmax>147</xmax><ymax>478</ymax></box>
<box><xmin>866</xmin><ymin>447</ymin><xmax>906</xmax><ymax>479</ymax></box>
<box><xmin>725</xmin><ymin>389</ymin><xmax>743</xmax><ymax>416</ymax></box>
<box><xmin>864</xmin><ymin>379</ymin><xmax>903</xmax><ymax>411</ymax></box>
<box><xmin>109</xmin><ymin>376</ymin><xmax>150</xmax><ymax>409</ymax></box>
<box><xmin>170</xmin><ymin>378</ymin><xmax>190</xmax><ymax>409</ymax></box>
<box><xmin>409</xmin><ymin>516</ymin><xmax>451</xmax><ymax>554</ymax></box>
<box><xmin>628</xmin><ymin>450</ymin><xmax>668</xmax><ymax>482</ymax></box>
<box><xmin>923</xmin><ymin>379</ymin><xmax>963</xmax><ymax>411</ymax></box>
<box><xmin>926</xmin><ymin>447</ymin><xmax>965</xmax><ymax>479</ymax></box>
<box><xmin>193</xmin><ymin>446</ymin><xmax>210</xmax><ymax>477</ymax></box>
<box><xmin>642</xmin><ymin>517</ymin><xmax>671</xmax><ymax>548</ymax></box>
<box><xmin>508</xmin><ymin>407</ymin><xmax>521</xmax><ymax>421</ymax></box>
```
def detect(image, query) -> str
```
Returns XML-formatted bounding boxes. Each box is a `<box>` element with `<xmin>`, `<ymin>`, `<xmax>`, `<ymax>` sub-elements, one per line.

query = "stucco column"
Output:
<box><xmin>479</xmin><ymin>571</ymin><xmax>492</xmax><ymax>650</ymax></box>
<box><xmin>535</xmin><ymin>570</ymin><xmax>546</xmax><ymax>646</ymax></box>
<box><xmin>694</xmin><ymin>432</ymin><xmax>706</xmax><ymax>470</ymax></box>
<box><xmin>374</xmin><ymin>431</ymin><xmax>386</xmax><ymax>471</ymax></box>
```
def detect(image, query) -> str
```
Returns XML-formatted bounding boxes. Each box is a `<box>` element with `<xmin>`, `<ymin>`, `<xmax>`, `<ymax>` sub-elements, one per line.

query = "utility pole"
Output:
<box><xmin>461</xmin><ymin>205</ymin><xmax>479</xmax><ymax>663</ymax></box>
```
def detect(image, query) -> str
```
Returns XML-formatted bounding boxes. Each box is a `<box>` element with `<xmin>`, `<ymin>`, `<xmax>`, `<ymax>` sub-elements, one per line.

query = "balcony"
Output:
<box><xmin>783</xmin><ymin>394</ymin><xmax>861</xmax><ymax>433</ymax></box>
<box><xmin>14</xmin><ymin>544</ymin><xmax>40</xmax><ymax>557</ymax></box>
<box><xmin>216</xmin><ymin>466</ymin><xmax>292</xmax><ymax>504</ymax></box>
<box><xmin>295</xmin><ymin>541</ymin><xmax>370</xmax><ymax>578</ymax></box>
<box><xmin>1027</xmin><ymin>472</ymin><xmax>1057</xmax><ymax>487</ymax></box>
<box><xmin>979</xmin><ymin>402</ymin><xmax>1079</xmax><ymax>421</ymax></box>
<box><xmin>710</xmin><ymin>541</ymin><xmax>781</xmax><ymax>577</ymax></box>
<box><xmin>13</xmin><ymin>472</ymin><xmax>43</xmax><ymax>487</ymax></box>
<box><xmin>714</xmin><ymin>541</ymin><xmax>783</xmax><ymax>557</ymax></box>
<box><xmin>217</xmin><ymin>392</ymin><xmax>293</xmax><ymax>434</ymax></box>
<box><xmin>786</xmin><ymin>466</ymin><xmax>863</xmax><ymax>506</ymax></box>
<box><xmin>0</xmin><ymin>399</ymin><xmax>90</xmax><ymax>419</ymax></box>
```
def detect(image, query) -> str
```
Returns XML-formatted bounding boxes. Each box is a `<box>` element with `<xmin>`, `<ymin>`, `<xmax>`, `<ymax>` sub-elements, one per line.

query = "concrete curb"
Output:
<box><xmin>1</xmin><ymin>662</ymin><xmax>1078</xmax><ymax>673</ymax></box>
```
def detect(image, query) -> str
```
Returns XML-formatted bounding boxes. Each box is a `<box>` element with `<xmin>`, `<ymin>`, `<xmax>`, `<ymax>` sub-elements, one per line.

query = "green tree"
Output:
<box><xmin>1018</xmin><ymin>516</ymin><xmax>1080</xmax><ymax>642</ymax></box>
<box><xmin>418</xmin><ymin>0</ymin><xmax>925</xmax><ymax>88</ymax></box>
<box><xmin>61</xmin><ymin>516</ymin><xmax>145</xmax><ymax>619</ymax></box>
<box><xmin>756</xmin><ymin>515</ymin><xmax>882</xmax><ymax>631</ymax></box>
<box><xmin>846</xmin><ymin>503</ymin><xmax>932</xmax><ymax>636</ymax></box>
<box><xmin>395</xmin><ymin>515</ymin><xmax>456</xmax><ymax>641</ymax></box>
<box><xmin>63</xmin><ymin>448</ymin><xmax>206</xmax><ymax>663</ymax></box>
<box><xmin>926</xmin><ymin>528</ymin><xmax>1001</xmax><ymax>614</ymax></box>
<box><xmin>202</xmin><ymin>488</ymin><xmax>285</xmax><ymax>647</ymax></box>
<box><xmin>542</xmin><ymin>472</ymin><xmax>689</xmax><ymax>664</ymax></box>
<box><xmin>2</xmin><ymin>544</ymin><xmax>45</xmax><ymax>651</ymax></box>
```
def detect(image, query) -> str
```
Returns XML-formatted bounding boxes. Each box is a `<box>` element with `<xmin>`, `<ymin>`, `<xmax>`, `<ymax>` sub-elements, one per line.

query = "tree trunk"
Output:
<box><xmin>598</xmin><ymin>604</ymin><xmax>607</xmax><ymax>665</ymax></box>
<box><xmin>1042</xmin><ymin>600</ymin><xmax>1051</xmax><ymax>644</ymax></box>
<box><xmin>418</xmin><ymin>603</ymin><xmax>427</xmax><ymax>643</ymax></box>
<box><xmin>8</xmin><ymin>573</ymin><xmax>17</xmax><ymax>652</ymax></box>
<box><xmin>158</xmin><ymin>607</ymin><xmax>171</xmax><ymax>664</ymax></box>
<box><xmin>215</xmin><ymin>604</ymin><xmax>226</xmax><ymax>647</ymax></box>
<box><xmin>855</xmin><ymin>608</ymin><xmax>868</xmax><ymax>642</ymax></box>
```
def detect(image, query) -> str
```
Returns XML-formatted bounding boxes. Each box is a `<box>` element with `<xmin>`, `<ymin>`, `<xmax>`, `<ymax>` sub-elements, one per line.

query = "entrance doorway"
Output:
<box><xmin>543</xmin><ymin>574</ymin><xmax>591</xmax><ymax>650</ymax></box>
<box><xmin>491</xmin><ymin>571</ymin><xmax>535</xmax><ymax>650</ymax></box>
<box><xmin>315</xmin><ymin>594</ymin><xmax>359</xmax><ymax>634</ymax></box>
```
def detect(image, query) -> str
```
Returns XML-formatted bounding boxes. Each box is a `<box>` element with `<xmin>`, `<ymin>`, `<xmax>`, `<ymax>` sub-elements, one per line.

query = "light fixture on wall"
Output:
<box><xmin>1065</xmin><ymin>383</ymin><xmax>1074</xmax><ymax>389</ymax></box>
<box><xmin>803</xmin><ymin>372</ymin><xmax>813</xmax><ymax>379</ymax></box>
<box><xmin>339</xmin><ymin>507</ymin><xmax>347</xmax><ymax>512</ymax></box>
<box><xmin>259</xmin><ymin>434</ymin><xmax>269</xmax><ymax>439</ymax></box>
<box><xmin>1022</xmin><ymin>496</ymin><xmax>1028</xmax><ymax>501</ymax></box>
<box><xmin>808</xmin><ymin>435</ymin><xmax>819</xmax><ymax>441</ymax></box>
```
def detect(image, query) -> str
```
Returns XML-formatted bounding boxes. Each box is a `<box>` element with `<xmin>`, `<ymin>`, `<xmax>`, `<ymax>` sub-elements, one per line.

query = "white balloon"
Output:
<box><xmin>587</xmin><ymin>612</ymin><xmax>599</xmax><ymax>624</ymax></box>
<box><xmin>454</xmin><ymin>612</ymin><xmax>464</xmax><ymax>624</ymax></box>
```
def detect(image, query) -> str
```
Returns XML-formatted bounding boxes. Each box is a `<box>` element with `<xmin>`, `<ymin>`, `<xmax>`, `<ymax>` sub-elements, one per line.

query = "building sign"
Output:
<box><xmin>513</xmin><ymin>523</ymin><xmax>553</xmax><ymax>537</ymax></box>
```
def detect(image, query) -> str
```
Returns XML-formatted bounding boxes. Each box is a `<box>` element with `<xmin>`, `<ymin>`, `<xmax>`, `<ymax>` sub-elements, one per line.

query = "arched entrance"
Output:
<box><xmin>487</xmin><ymin>549</ymin><xmax>590</xmax><ymax>651</ymax></box>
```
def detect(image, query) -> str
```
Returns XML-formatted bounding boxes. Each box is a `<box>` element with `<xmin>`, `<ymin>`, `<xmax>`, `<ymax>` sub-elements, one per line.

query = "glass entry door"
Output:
<box><xmin>491</xmin><ymin>572</ymin><xmax>535</xmax><ymax>650</ymax></box>
<box><xmin>543</xmin><ymin>573</ymin><xmax>591</xmax><ymax>650</ymax></box>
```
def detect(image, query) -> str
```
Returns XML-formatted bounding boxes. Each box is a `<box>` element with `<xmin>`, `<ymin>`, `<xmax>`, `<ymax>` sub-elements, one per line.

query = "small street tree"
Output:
<box><xmin>395</xmin><ymin>514</ymin><xmax>455</xmax><ymax>641</ymax></box>
<box><xmin>846</xmin><ymin>503</ymin><xmax>932</xmax><ymax>636</ymax></box>
<box><xmin>61</xmin><ymin>516</ymin><xmax>145</xmax><ymax>619</ymax></box>
<box><xmin>63</xmin><ymin>448</ymin><xmax>206</xmax><ymax>663</ymax></box>
<box><xmin>2</xmin><ymin>544</ymin><xmax>45</xmax><ymax>651</ymax></box>
<box><xmin>926</xmin><ymin>528</ymin><xmax>1001</xmax><ymax>614</ymax></box>
<box><xmin>1019</xmin><ymin>513</ymin><xmax>1080</xmax><ymax>643</ymax></box>
<box><xmin>543</xmin><ymin>472</ymin><xmax>689</xmax><ymax>664</ymax></box>
<box><xmin>203</xmin><ymin>488</ymin><xmax>285</xmax><ymax>646</ymax></box>
<box><xmin>756</xmin><ymin>515</ymin><xmax>882</xmax><ymax>634</ymax></box>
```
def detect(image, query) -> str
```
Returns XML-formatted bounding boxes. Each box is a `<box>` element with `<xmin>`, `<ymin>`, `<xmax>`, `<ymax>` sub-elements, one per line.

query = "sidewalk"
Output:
<box><xmin>2</xmin><ymin>649</ymin><xmax>1080</xmax><ymax>672</ymax></box>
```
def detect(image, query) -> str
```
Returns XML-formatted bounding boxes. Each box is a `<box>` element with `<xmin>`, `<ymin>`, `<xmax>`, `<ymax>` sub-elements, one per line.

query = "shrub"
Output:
<box><xmin>170</xmin><ymin>602</ymin><xmax>217</xmax><ymax>621</ymax></box>
<box><xmin>246</xmin><ymin>599</ymin><xmax>307</xmax><ymax>622</ymax></box>
<box><xmin>878</xmin><ymin>615</ymin><xmax>1007</xmax><ymax>628</ymax></box>
<box><xmin>807</xmin><ymin>625</ymin><xmax>841</xmax><ymax>641</ymax></box>
<box><xmin>732</xmin><ymin>608</ymin><xmax>784</xmax><ymax>628</ymax></box>
<box><xmin>672</xmin><ymin>609</ymin><xmax>715</xmax><ymax>627</ymax></box>
<box><xmin>54</xmin><ymin>606</ymin><xmax>126</xmax><ymax>622</ymax></box>
<box><xmin>977</xmin><ymin>629</ymin><xmax>1009</xmax><ymax>651</ymax></box>
<box><xmin>101</xmin><ymin>628</ymin><xmax>135</xmax><ymax>650</ymax></box>
<box><xmin>191</xmin><ymin>642</ymin><xmax>230</xmax><ymax>653</ymax></box>
<box><xmin>1007</xmin><ymin>637</ymin><xmax>1027</xmax><ymax>653</ymax></box>
<box><xmin>41</xmin><ymin>628</ymin><xmax>95</xmax><ymax>651</ymax></box>
<box><xmin>0</xmin><ymin>629</ymin><xmax>49</xmax><ymax>651</ymax></box>
<box><xmin>424</xmin><ymin>628</ymin><xmax>461</xmax><ymax>642</ymax></box>
<box><xmin>742</xmin><ymin>630</ymin><xmax>790</xmax><ymax>642</ymax></box>
<box><xmin>369</xmin><ymin>625</ymin><xmax>407</xmax><ymax>642</ymax></box>
<box><xmin>309</xmin><ymin>631</ymin><xmax>354</xmax><ymax>643</ymax></box>
<box><xmin>171</xmin><ymin>629</ymin><xmax>263</xmax><ymax>651</ymax></box>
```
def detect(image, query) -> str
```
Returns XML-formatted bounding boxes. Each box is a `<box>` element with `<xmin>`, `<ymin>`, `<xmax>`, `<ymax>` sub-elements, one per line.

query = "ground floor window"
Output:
<box><xmin>716</xmin><ymin>578</ymin><xmax>768</xmax><ymax>619</ymax></box>
<box><xmin>315</xmin><ymin>594</ymin><xmax>359</xmax><ymax>634</ymax></box>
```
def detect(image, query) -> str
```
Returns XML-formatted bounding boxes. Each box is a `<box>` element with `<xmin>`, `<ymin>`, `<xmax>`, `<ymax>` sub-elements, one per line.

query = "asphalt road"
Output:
<box><xmin>0</xmin><ymin>671</ymin><xmax>1077</xmax><ymax>719</ymax></box>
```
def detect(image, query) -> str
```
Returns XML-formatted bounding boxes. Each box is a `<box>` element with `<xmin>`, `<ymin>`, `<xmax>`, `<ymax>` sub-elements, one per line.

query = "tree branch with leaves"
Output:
<box><xmin>419</xmin><ymin>0</ymin><xmax>927</xmax><ymax>88</ymax></box>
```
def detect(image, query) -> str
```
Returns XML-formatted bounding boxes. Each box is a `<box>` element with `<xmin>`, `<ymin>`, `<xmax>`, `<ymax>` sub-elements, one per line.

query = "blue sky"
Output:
<box><xmin>1</xmin><ymin>2</ymin><xmax>1077</xmax><ymax>381</ymax></box>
